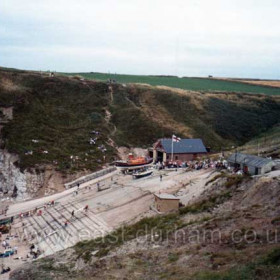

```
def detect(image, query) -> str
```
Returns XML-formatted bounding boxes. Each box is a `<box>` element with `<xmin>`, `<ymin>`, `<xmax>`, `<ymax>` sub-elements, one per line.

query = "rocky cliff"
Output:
<box><xmin>0</xmin><ymin>149</ymin><xmax>44</xmax><ymax>200</ymax></box>
<box><xmin>0</xmin><ymin>149</ymin><xmax>88</xmax><ymax>201</ymax></box>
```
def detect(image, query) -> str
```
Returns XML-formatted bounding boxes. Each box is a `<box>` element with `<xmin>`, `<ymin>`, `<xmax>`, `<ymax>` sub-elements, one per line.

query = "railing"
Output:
<box><xmin>64</xmin><ymin>166</ymin><xmax>117</xmax><ymax>189</ymax></box>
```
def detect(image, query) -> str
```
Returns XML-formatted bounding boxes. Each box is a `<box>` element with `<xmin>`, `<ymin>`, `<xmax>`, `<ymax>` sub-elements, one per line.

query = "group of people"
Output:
<box><xmin>19</xmin><ymin>201</ymin><xmax>55</xmax><ymax>220</ymax></box>
<box><xmin>215</xmin><ymin>160</ymin><xmax>228</xmax><ymax>170</ymax></box>
<box><xmin>155</xmin><ymin>158</ymin><xmax>229</xmax><ymax>171</ymax></box>
<box><xmin>0</xmin><ymin>189</ymin><xmax>92</xmax><ymax>272</ymax></box>
<box><xmin>29</xmin><ymin>243</ymin><xmax>40</xmax><ymax>259</ymax></box>
<box><xmin>185</xmin><ymin>159</ymin><xmax>228</xmax><ymax>170</ymax></box>
<box><xmin>44</xmin><ymin>200</ymin><xmax>55</xmax><ymax>208</ymax></box>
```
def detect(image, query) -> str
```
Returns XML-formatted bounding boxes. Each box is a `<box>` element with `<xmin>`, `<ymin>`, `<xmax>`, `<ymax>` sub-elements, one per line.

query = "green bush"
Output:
<box><xmin>179</xmin><ymin>192</ymin><xmax>232</xmax><ymax>215</ymax></box>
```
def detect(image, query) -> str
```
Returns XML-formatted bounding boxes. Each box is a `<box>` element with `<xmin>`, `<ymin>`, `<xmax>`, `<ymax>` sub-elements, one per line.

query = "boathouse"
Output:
<box><xmin>152</xmin><ymin>138</ymin><xmax>207</xmax><ymax>163</ymax></box>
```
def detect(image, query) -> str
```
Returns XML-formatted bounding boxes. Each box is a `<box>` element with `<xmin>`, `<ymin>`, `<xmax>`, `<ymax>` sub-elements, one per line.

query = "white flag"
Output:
<box><xmin>172</xmin><ymin>135</ymin><xmax>181</xmax><ymax>142</ymax></box>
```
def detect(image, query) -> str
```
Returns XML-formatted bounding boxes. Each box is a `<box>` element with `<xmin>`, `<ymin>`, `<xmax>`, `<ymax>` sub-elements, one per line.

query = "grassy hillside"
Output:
<box><xmin>62</xmin><ymin>72</ymin><xmax>280</xmax><ymax>95</ymax></box>
<box><xmin>239</xmin><ymin>125</ymin><xmax>280</xmax><ymax>157</ymax></box>
<box><xmin>0</xmin><ymin>69</ymin><xmax>279</xmax><ymax>172</ymax></box>
<box><xmin>0</xmin><ymin>71</ymin><xmax>116</xmax><ymax>172</ymax></box>
<box><xmin>233</xmin><ymin>79</ymin><xmax>280</xmax><ymax>88</ymax></box>
<box><xmin>112</xmin><ymin>85</ymin><xmax>280</xmax><ymax>148</ymax></box>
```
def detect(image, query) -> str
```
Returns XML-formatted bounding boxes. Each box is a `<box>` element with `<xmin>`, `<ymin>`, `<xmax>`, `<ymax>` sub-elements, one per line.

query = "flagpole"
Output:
<box><xmin>171</xmin><ymin>135</ymin><xmax>173</xmax><ymax>162</ymax></box>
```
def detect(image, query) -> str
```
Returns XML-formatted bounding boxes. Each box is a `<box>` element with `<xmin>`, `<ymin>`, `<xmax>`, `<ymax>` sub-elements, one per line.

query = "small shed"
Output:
<box><xmin>227</xmin><ymin>153</ymin><xmax>275</xmax><ymax>175</ymax></box>
<box><xmin>154</xmin><ymin>193</ymin><xmax>180</xmax><ymax>213</ymax></box>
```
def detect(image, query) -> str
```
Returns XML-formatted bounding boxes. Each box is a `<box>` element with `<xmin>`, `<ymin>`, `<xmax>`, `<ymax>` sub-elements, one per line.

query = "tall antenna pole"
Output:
<box><xmin>171</xmin><ymin>136</ymin><xmax>174</xmax><ymax>162</ymax></box>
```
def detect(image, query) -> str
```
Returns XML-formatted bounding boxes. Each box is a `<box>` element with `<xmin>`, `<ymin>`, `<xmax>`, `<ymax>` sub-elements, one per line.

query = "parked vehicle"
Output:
<box><xmin>0</xmin><ymin>249</ymin><xmax>14</xmax><ymax>258</ymax></box>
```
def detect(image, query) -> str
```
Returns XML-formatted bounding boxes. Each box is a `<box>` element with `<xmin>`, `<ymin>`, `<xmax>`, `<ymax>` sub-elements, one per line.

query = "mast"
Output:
<box><xmin>171</xmin><ymin>135</ymin><xmax>174</xmax><ymax>162</ymax></box>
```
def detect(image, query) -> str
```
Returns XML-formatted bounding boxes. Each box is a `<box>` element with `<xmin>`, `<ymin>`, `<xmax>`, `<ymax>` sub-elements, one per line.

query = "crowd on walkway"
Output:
<box><xmin>0</xmin><ymin>229</ymin><xmax>20</xmax><ymax>275</ymax></box>
<box><xmin>155</xmin><ymin>158</ymin><xmax>229</xmax><ymax>171</ymax></box>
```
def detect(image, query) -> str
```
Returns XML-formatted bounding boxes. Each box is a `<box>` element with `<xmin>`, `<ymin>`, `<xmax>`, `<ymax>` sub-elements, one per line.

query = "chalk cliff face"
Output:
<box><xmin>0</xmin><ymin>149</ymin><xmax>89</xmax><ymax>201</ymax></box>
<box><xmin>0</xmin><ymin>106</ymin><xmax>44</xmax><ymax>200</ymax></box>
<box><xmin>0</xmin><ymin>150</ymin><xmax>44</xmax><ymax>200</ymax></box>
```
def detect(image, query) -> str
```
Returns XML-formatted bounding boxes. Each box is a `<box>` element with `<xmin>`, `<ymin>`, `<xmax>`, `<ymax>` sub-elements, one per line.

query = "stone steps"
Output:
<box><xmin>29</xmin><ymin>215</ymin><xmax>57</xmax><ymax>256</ymax></box>
<box><xmin>20</xmin><ymin>201</ymin><xmax>111</xmax><ymax>257</ymax></box>
<box><xmin>70</xmin><ymin>202</ymin><xmax>111</xmax><ymax>232</ymax></box>
<box><xmin>60</xmin><ymin>203</ymin><xmax>102</xmax><ymax>236</ymax></box>
<box><xmin>36</xmin><ymin>214</ymin><xmax>66</xmax><ymax>254</ymax></box>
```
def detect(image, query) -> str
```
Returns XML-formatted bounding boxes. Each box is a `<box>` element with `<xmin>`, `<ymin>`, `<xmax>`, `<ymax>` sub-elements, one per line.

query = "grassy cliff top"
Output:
<box><xmin>62</xmin><ymin>72</ymin><xmax>280</xmax><ymax>95</ymax></box>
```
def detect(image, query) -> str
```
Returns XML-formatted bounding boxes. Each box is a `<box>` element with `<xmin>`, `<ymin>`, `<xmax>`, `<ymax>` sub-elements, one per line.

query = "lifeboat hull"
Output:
<box><xmin>115</xmin><ymin>158</ymin><xmax>153</xmax><ymax>170</ymax></box>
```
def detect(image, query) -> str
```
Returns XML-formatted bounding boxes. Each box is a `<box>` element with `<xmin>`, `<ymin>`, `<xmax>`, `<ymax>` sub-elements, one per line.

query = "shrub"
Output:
<box><xmin>261</xmin><ymin>248</ymin><xmax>280</xmax><ymax>265</ymax></box>
<box><xmin>168</xmin><ymin>253</ymin><xmax>179</xmax><ymax>262</ymax></box>
<box><xmin>179</xmin><ymin>192</ymin><xmax>232</xmax><ymax>215</ymax></box>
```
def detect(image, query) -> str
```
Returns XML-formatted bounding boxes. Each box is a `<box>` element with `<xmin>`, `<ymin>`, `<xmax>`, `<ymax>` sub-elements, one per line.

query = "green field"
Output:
<box><xmin>62</xmin><ymin>72</ymin><xmax>280</xmax><ymax>95</ymax></box>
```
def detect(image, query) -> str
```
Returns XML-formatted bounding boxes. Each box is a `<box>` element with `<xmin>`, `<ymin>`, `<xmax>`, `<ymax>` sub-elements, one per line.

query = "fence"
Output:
<box><xmin>64</xmin><ymin>166</ymin><xmax>117</xmax><ymax>189</ymax></box>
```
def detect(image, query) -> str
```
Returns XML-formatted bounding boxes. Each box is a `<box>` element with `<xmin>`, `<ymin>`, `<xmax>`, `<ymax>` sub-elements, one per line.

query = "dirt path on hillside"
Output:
<box><xmin>104</xmin><ymin>85</ymin><xmax>117</xmax><ymax>150</ymax></box>
<box><xmin>104</xmin><ymin>108</ymin><xmax>117</xmax><ymax>151</ymax></box>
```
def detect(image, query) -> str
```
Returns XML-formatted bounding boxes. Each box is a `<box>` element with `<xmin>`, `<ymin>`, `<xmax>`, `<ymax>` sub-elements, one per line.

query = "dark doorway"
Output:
<box><xmin>157</xmin><ymin>151</ymin><xmax>163</xmax><ymax>162</ymax></box>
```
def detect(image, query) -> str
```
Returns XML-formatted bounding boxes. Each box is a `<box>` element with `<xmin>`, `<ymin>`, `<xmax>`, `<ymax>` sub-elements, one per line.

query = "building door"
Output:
<box><xmin>157</xmin><ymin>151</ymin><xmax>163</xmax><ymax>162</ymax></box>
<box><xmin>255</xmin><ymin>167</ymin><xmax>259</xmax><ymax>175</ymax></box>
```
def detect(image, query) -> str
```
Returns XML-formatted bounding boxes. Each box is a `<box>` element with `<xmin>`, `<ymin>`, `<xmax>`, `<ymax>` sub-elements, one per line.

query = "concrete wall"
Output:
<box><xmin>247</xmin><ymin>165</ymin><xmax>258</xmax><ymax>175</ymax></box>
<box><xmin>163</xmin><ymin>152</ymin><xmax>167</xmax><ymax>162</ymax></box>
<box><xmin>64</xmin><ymin>167</ymin><xmax>117</xmax><ymax>189</ymax></box>
<box><xmin>260</xmin><ymin>162</ymin><xmax>275</xmax><ymax>175</ymax></box>
<box><xmin>155</xmin><ymin>197</ymin><xmax>179</xmax><ymax>212</ymax></box>
<box><xmin>153</xmin><ymin>147</ymin><xmax>207</xmax><ymax>163</ymax></box>
<box><xmin>153</xmin><ymin>149</ymin><xmax>157</xmax><ymax>162</ymax></box>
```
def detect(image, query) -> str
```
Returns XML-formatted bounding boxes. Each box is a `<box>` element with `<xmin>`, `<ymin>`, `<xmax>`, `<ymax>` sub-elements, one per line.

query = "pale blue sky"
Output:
<box><xmin>1</xmin><ymin>0</ymin><xmax>279</xmax><ymax>78</ymax></box>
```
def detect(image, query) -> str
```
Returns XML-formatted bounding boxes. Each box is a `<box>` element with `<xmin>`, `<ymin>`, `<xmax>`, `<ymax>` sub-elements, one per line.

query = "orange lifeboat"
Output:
<box><xmin>115</xmin><ymin>153</ymin><xmax>153</xmax><ymax>168</ymax></box>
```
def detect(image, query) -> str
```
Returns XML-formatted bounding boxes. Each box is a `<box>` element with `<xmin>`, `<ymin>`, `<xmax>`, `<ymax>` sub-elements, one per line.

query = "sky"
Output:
<box><xmin>1</xmin><ymin>0</ymin><xmax>280</xmax><ymax>78</ymax></box>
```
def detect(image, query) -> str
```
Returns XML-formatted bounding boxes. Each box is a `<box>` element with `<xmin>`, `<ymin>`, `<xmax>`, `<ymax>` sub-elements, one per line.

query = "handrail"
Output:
<box><xmin>64</xmin><ymin>166</ymin><xmax>117</xmax><ymax>189</ymax></box>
